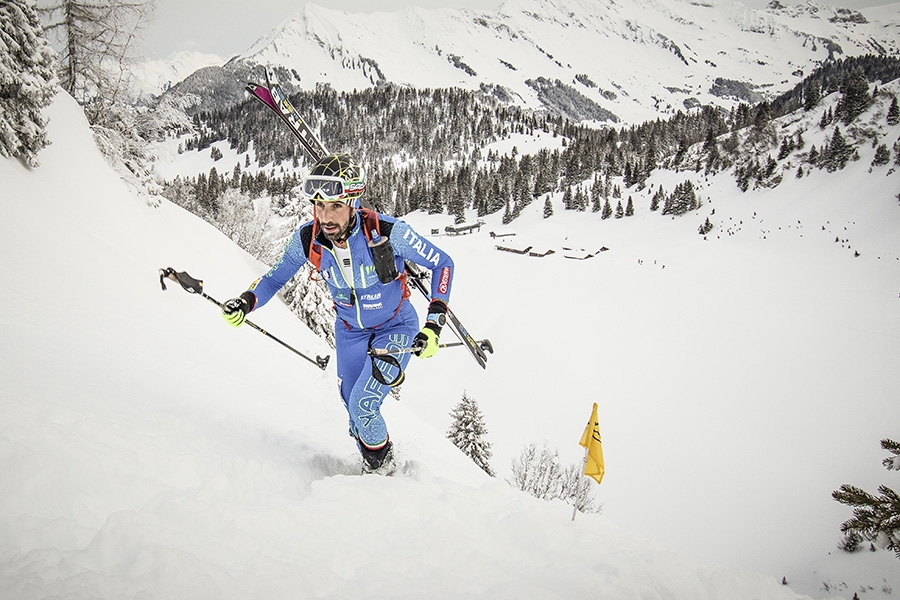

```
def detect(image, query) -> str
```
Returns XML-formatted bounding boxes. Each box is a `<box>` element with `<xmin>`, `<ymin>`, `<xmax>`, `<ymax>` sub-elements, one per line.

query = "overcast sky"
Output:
<box><xmin>140</xmin><ymin>0</ymin><xmax>892</xmax><ymax>59</ymax></box>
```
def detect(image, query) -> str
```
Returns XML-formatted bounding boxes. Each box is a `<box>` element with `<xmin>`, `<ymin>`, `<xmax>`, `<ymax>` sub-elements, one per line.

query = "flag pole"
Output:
<box><xmin>572</xmin><ymin>446</ymin><xmax>589</xmax><ymax>522</ymax></box>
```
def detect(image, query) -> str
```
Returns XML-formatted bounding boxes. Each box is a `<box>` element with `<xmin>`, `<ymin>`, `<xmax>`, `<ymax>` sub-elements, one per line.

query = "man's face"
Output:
<box><xmin>315</xmin><ymin>200</ymin><xmax>354</xmax><ymax>243</ymax></box>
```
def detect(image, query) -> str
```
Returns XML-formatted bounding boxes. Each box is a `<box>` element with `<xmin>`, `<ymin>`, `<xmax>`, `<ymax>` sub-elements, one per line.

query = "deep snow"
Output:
<box><xmin>1</xmin><ymin>90</ymin><xmax>899</xmax><ymax>599</ymax></box>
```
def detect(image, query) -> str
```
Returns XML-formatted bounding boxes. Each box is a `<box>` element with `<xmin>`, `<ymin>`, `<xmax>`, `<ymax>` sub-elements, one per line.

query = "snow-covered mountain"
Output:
<box><xmin>225</xmin><ymin>0</ymin><xmax>900</xmax><ymax>123</ymax></box>
<box><xmin>131</xmin><ymin>51</ymin><xmax>224</xmax><ymax>99</ymax></box>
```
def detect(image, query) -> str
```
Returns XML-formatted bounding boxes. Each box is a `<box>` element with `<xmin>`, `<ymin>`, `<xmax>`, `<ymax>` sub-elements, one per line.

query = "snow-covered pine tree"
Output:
<box><xmin>887</xmin><ymin>97</ymin><xmax>900</xmax><ymax>127</ymax></box>
<box><xmin>836</xmin><ymin>66</ymin><xmax>872</xmax><ymax>125</ymax></box>
<box><xmin>650</xmin><ymin>186</ymin><xmax>664</xmax><ymax>211</ymax></box>
<box><xmin>662</xmin><ymin>180</ymin><xmax>699</xmax><ymax>215</ymax></box>
<box><xmin>562</xmin><ymin>186</ymin><xmax>573</xmax><ymax>210</ymax></box>
<box><xmin>832</xmin><ymin>438</ymin><xmax>900</xmax><ymax>559</ymax></box>
<box><xmin>0</xmin><ymin>0</ymin><xmax>57</xmax><ymax>167</ymax></box>
<box><xmin>804</xmin><ymin>79</ymin><xmax>821</xmax><ymax>111</ymax></box>
<box><xmin>601</xmin><ymin>198</ymin><xmax>612</xmax><ymax>220</ymax></box>
<box><xmin>871</xmin><ymin>144</ymin><xmax>891</xmax><ymax>168</ymax></box>
<box><xmin>574</xmin><ymin>186</ymin><xmax>587</xmax><ymax>212</ymax></box>
<box><xmin>543</xmin><ymin>196</ymin><xmax>553</xmax><ymax>219</ymax></box>
<box><xmin>822</xmin><ymin>127</ymin><xmax>853</xmax><ymax>172</ymax></box>
<box><xmin>446</xmin><ymin>391</ymin><xmax>495</xmax><ymax>477</ymax></box>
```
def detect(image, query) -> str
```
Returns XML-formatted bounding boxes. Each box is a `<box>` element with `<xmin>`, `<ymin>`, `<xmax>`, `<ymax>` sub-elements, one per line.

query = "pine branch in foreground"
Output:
<box><xmin>833</xmin><ymin>438</ymin><xmax>900</xmax><ymax>559</ymax></box>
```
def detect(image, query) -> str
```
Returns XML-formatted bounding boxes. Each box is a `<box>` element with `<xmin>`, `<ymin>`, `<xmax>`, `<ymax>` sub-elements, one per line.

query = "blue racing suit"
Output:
<box><xmin>242</xmin><ymin>209</ymin><xmax>453</xmax><ymax>453</ymax></box>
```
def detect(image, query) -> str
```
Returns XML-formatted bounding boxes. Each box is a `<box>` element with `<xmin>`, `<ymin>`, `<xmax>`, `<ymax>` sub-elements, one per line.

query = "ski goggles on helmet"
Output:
<box><xmin>302</xmin><ymin>171</ymin><xmax>366</xmax><ymax>204</ymax></box>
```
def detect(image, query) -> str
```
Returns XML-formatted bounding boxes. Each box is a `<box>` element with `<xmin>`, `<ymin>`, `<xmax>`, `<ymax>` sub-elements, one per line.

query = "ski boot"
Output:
<box><xmin>359</xmin><ymin>439</ymin><xmax>395</xmax><ymax>475</ymax></box>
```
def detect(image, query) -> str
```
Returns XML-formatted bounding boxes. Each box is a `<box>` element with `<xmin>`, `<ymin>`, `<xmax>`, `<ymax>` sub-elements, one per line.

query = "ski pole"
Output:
<box><xmin>368</xmin><ymin>338</ymin><xmax>494</xmax><ymax>357</ymax></box>
<box><xmin>159</xmin><ymin>267</ymin><xmax>330</xmax><ymax>370</ymax></box>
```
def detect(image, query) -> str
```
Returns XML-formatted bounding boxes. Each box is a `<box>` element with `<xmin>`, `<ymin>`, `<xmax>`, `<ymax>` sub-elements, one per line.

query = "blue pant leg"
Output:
<box><xmin>334</xmin><ymin>324</ymin><xmax>370</xmax><ymax>412</ymax></box>
<box><xmin>343</xmin><ymin>303</ymin><xmax>419</xmax><ymax>449</ymax></box>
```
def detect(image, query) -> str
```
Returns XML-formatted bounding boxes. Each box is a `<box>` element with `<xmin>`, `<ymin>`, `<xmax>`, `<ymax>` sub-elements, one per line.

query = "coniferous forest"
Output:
<box><xmin>163</xmin><ymin>55</ymin><xmax>900</xmax><ymax>231</ymax></box>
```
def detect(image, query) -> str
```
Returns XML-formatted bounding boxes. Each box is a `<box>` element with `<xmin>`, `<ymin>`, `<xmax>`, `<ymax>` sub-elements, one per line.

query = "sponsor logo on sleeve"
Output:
<box><xmin>438</xmin><ymin>267</ymin><xmax>451</xmax><ymax>294</ymax></box>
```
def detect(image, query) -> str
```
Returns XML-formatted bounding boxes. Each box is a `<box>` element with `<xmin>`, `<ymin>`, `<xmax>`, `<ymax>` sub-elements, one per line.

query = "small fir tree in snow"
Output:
<box><xmin>650</xmin><ymin>186</ymin><xmax>664</xmax><ymax>212</ymax></box>
<box><xmin>562</xmin><ymin>186</ymin><xmax>573</xmax><ymax>210</ymax></box>
<box><xmin>808</xmin><ymin>145</ymin><xmax>820</xmax><ymax>166</ymax></box>
<box><xmin>871</xmin><ymin>144</ymin><xmax>890</xmax><ymax>168</ymax></box>
<box><xmin>836</xmin><ymin>67</ymin><xmax>872</xmax><ymax>125</ymax></box>
<box><xmin>804</xmin><ymin>79</ymin><xmax>821</xmax><ymax>111</ymax></box>
<box><xmin>0</xmin><ymin>0</ymin><xmax>57</xmax><ymax>166</ymax></box>
<box><xmin>601</xmin><ymin>198</ymin><xmax>612</xmax><ymax>220</ymax></box>
<box><xmin>543</xmin><ymin>196</ymin><xmax>553</xmax><ymax>218</ymax></box>
<box><xmin>446</xmin><ymin>392</ymin><xmax>495</xmax><ymax>477</ymax></box>
<box><xmin>833</xmin><ymin>438</ymin><xmax>900</xmax><ymax>560</ymax></box>
<box><xmin>574</xmin><ymin>186</ymin><xmax>587</xmax><ymax>212</ymax></box>
<box><xmin>822</xmin><ymin>127</ymin><xmax>853</xmax><ymax>172</ymax></box>
<box><xmin>887</xmin><ymin>97</ymin><xmax>900</xmax><ymax>126</ymax></box>
<box><xmin>590</xmin><ymin>175</ymin><xmax>603</xmax><ymax>213</ymax></box>
<box><xmin>777</xmin><ymin>137</ymin><xmax>795</xmax><ymax>160</ymax></box>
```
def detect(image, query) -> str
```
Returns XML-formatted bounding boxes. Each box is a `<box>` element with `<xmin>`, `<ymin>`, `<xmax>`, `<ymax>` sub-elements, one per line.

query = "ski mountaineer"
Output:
<box><xmin>221</xmin><ymin>153</ymin><xmax>454</xmax><ymax>473</ymax></box>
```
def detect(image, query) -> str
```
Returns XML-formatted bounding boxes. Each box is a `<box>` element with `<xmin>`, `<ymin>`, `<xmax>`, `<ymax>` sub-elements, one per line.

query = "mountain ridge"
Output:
<box><xmin>153</xmin><ymin>0</ymin><xmax>900</xmax><ymax>121</ymax></box>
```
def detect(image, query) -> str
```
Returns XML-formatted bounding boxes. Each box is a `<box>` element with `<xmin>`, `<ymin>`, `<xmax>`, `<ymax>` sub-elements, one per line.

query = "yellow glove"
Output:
<box><xmin>413</xmin><ymin>323</ymin><xmax>441</xmax><ymax>359</ymax></box>
<box><xmin>222</xmin><ymin>292</ymin><xmax>255</xmax><ymax>327</ymax></box>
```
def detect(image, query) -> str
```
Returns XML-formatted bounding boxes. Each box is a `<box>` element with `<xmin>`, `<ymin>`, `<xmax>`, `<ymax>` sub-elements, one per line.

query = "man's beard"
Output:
<box><xmin>321</xmin><ymin>213</ymin><xmax>355</xmax><ymax>244</ymax></box>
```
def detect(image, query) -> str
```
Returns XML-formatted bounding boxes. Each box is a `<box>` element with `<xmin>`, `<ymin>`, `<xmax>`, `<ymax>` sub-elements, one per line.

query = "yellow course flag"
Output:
<box><xmin>578</xmin><ymin>402</ymin><xmax>605</xmax><ymax>484</ymax></box>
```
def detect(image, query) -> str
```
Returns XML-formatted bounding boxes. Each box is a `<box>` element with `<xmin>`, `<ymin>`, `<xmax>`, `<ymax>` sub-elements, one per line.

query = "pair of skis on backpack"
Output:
<box><xmin>246</xmin><ymin>66</ymin><xmax>492</xmax><ymax>369</ymax></box>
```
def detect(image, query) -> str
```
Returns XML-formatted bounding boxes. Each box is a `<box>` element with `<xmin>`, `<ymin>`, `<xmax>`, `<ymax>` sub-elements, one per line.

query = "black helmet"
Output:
<box><xmin>302</xmin><ymin>153</ymin><xmax>367</xmax><ymax>207</ymax></box>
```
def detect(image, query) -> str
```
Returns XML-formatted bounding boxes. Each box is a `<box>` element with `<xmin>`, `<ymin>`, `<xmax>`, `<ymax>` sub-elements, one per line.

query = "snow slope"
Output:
<box><xmin>1</xmin><ymin>91</ymin><xmax>899</xmax><ymax>598</ymax></box>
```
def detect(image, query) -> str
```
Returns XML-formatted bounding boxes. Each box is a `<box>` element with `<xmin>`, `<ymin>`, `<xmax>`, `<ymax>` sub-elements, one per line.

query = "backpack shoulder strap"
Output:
<box><xmin>359</xmin><ymin>208</ymin><xmax>381</xmax><ymax>241</ymax></box>
<box><xmin>300</xmin><ymin>221</ymin><xmax>322</xmax><ymax>271</ymax></box>
<box><xmin>304</xmin><ymin>210</ymin><xmax>386</xmax><ymax>273</ymax></box>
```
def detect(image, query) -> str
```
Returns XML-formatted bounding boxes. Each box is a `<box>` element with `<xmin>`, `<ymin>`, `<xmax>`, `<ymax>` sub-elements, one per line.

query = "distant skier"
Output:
<box><xmin>222</xmin><ymin>153</ymin><xmax>454</xmax><ymax>473</ymax></box>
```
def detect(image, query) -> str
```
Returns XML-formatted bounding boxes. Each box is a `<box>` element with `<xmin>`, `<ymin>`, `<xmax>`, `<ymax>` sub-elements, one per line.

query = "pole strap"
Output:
<box><xmin>366</xmin><ymin>333</ymin><xmax>406</xmax><ymax>387</ymax></box>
